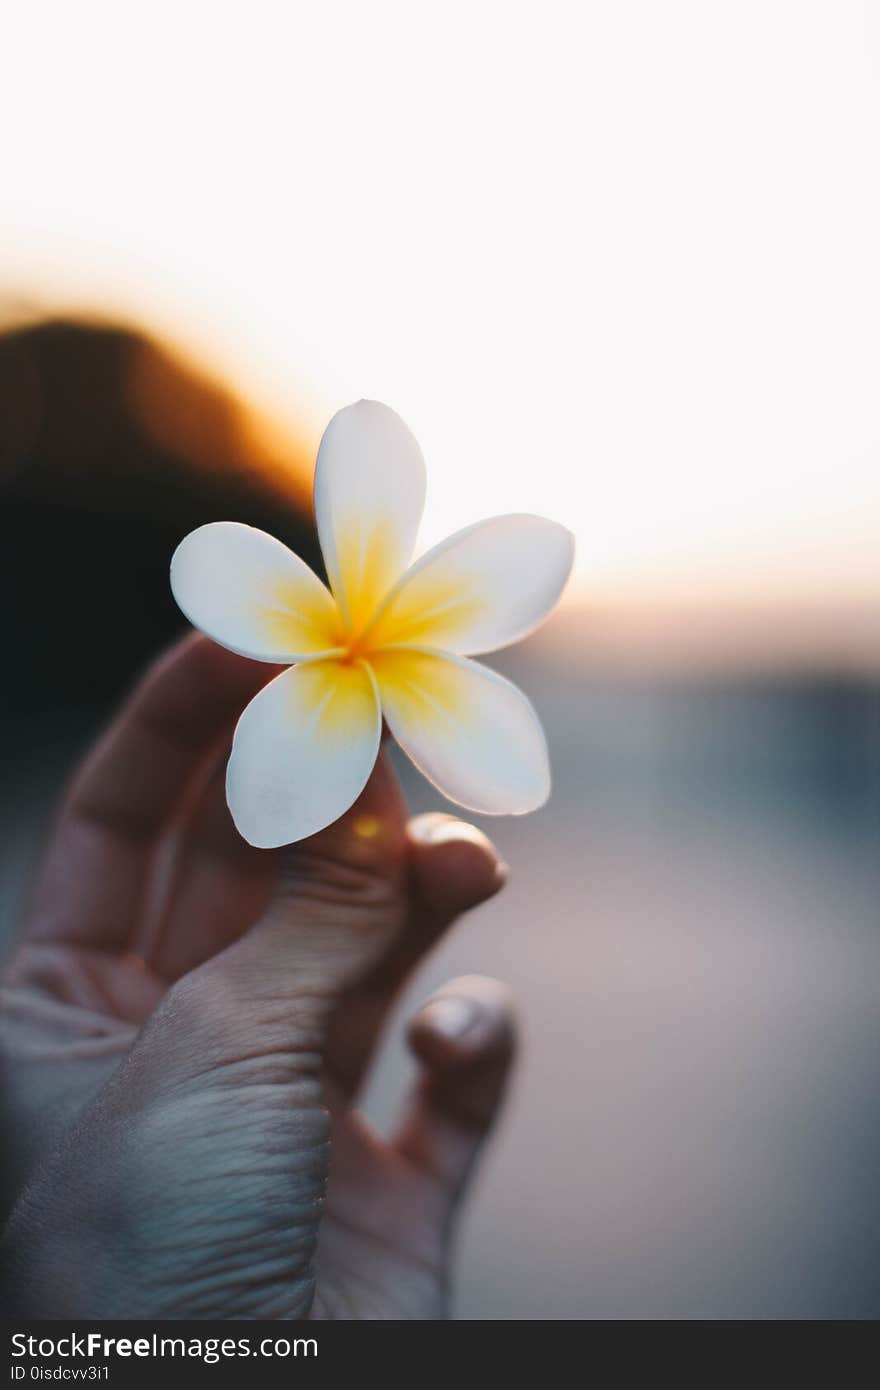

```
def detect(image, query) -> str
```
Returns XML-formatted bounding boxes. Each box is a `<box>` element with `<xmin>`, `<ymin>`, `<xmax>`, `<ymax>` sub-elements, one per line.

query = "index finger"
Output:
<box><xmin>23</xmin><ymin>634</ymin><xmax>276</xmax><ymax>954</ymax></box>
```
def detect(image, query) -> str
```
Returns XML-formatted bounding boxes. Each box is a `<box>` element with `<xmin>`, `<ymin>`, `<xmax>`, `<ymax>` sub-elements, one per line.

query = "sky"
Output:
<box><xmin>2</xmin><ymin>1</ymin><xmax>879</xmax><ymax>605</ymax></box>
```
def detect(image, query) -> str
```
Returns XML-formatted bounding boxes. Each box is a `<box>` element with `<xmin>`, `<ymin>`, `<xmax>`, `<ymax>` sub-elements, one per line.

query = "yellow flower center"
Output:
<box><xmin>258</xmin><ymin>548</ymin><xmax>485</xmax><ymax>668</ymax></box>
<box><xmin>337</xmin><ymin>603</ymin><xmax>388</xmax><ymax>664</ymax></box>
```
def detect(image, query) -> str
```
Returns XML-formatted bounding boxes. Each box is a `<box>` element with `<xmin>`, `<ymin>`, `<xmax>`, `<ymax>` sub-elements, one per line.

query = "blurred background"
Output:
<box><xmin>1</xmin><ymin>1</ymin><xmax>878</xmax><ymax>1317</ymax></box>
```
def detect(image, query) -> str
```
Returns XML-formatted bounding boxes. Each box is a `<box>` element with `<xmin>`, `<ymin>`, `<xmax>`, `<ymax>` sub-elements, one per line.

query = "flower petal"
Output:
<box><xmin>314</xmin><ymin>400</ymin><xmax>426</xmax><ymax>636</ymax></box>
<box><xmin>227</xmin><ymin>659</ymin><xmax>381</xmax><ymax>847</ymax></box>
<box><xmin>368</xmin><ymin>514</ymin><xmax>574</xmax><ymax>655</ymax></box>
<box><xmin>371</xmin><ymin>648</ymin><xmax>550</xmax><ymax>814</ymax></box>
<box><xmin>171</xmin><ymin>522</ymin><xmax>341</xmax><ymax>662</ymax></box>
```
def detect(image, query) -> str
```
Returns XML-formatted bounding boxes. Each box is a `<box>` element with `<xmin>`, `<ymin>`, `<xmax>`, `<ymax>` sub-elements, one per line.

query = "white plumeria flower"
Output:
<box><xmin>170</xmin><ymin>400</ymin><xmax>574</xmax><ymax>848</ymax></box>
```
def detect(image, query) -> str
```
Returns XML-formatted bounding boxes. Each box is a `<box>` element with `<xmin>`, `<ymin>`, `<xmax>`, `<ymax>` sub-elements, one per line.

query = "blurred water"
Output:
<box><xmin>363</xmin><ymin>623</ymin><xmax>880</xmax><ymax>1319</ymax></box>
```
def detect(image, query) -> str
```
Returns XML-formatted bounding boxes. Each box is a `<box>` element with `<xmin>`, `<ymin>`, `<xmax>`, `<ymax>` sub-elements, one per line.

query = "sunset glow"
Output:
<box><xmin>3</xmin><ymin>2</ymin><xmax>879</xmax><ymax>605</ymax></box>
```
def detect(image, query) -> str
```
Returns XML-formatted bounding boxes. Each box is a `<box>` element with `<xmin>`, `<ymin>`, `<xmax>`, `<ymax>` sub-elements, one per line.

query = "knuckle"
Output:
<box><xmin>272</xmin><ymin>846</ymin><xmax>406</xmax><ymax>935</ymax></box>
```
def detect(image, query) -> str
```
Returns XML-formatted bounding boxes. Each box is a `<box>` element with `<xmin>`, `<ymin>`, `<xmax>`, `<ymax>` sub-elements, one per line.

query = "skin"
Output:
<box><xmin>0</xmin><ymin>635</ymin><xmax>516</xmax><ymax>1318</ymax></box>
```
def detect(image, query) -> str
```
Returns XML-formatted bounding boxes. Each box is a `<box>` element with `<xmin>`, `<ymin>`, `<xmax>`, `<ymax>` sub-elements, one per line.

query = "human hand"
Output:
<box><xmin>1</xmin><ymin>636</ymin><xmax>515</xmax><ymax>1318</ymax></box>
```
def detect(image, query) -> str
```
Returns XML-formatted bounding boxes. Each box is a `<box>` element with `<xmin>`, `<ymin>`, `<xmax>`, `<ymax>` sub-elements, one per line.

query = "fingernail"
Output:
<box><xmin>411</xmin><ymin>814</ymin><xmax>491</xmax><ymax>850</ymax></box>
<box><xmin>422</xmin><ymin>995</ymin><xmax>482</xmax><ymax>1041</ymax></box>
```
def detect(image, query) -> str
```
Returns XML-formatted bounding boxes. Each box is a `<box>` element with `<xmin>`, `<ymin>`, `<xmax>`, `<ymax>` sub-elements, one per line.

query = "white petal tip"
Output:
<box><xmin>229</xmin><ymin>819</ymin><xmax>287</xmax><ymax>851</ymax></box>
<box><xmin>448</xmin><ymin>775</ymin><xmax>551</xmax><ymax>817</ymax></box>
<box><xmin>225</xmin><ymin>661</ymin><xmax>381</xmax><ymax>850</ymax></box>
<box><xmin>226</xmin><ymin>779</ymin><xmax>362</xmax><ymax>850</ymax></box>
<box><xmin>169</xmin><ymin>520</ymin><xmax>339</xmax><ymax>663</ymax></box>
<box><xmin>416</xmin><ymin>782</ymin><xmax>551</xmax><ymax>819</ymax></box>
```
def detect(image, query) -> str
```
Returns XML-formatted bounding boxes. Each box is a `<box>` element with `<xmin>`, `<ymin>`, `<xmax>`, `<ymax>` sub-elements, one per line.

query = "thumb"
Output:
<box><xmin>156</xmin><ymin>752</ymin><xmax>413</xmax><ymax>1070</ymax></box>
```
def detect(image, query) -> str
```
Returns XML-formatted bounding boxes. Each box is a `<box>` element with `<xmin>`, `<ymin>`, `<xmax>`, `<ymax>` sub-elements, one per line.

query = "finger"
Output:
<box><xmin>24</xmin><ymin>635</ymin><xmax>276</xmax><ymax>952</ymax></box>
<box><xmin>168</xmin><ymin>751</ymin><xmax>412</xmax><ymax>1071</ymax></box>
<box><xmin>408</xmin><ymin>814</ymin><xmax>509</xmax><ymax>930</ymax></box>
<box><xmin>394</xmin><ymin>975</ymin><xmax>517</xmax><ymax>1199</ymax></box>
<box><xmin>322</xmin><ymin>815</ymin><xmax>507</xmax><ymax>1096</ymax></box>
<box><xmin>149</xmin><ymin>758</ymin><xmax>279</xmax><ymax>980</ymax></box>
